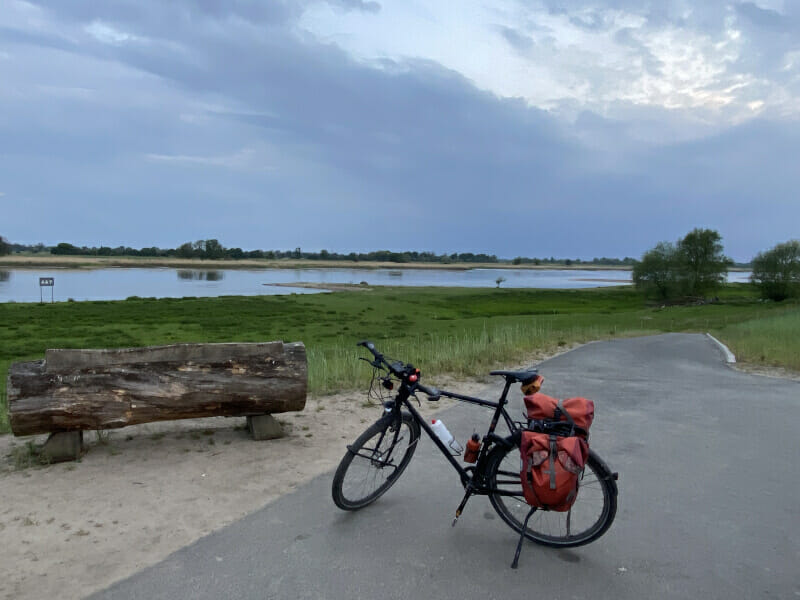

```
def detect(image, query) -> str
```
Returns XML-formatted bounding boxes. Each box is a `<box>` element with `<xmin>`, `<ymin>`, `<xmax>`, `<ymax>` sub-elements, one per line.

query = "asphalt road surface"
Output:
<box><xmin>92</xmin><ymin>334</ymin><xmax>799</xmax><ymax>600</ymax></box>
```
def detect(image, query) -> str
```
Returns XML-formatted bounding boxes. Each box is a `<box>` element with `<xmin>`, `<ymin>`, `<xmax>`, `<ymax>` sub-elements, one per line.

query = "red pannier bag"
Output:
<box><xmin>519</xmin><ymin>393</ymin><xmax>594</xmax><ymax>511</ymax></box>
<box><xmin>520</xmin><ymin>431</ymin><xmax>588</xmax><ymax>511</ymax></box>
<box><xmin>524</xmin><ymin>393</ymin><xmax>594</xmax><ymax>432</ymax></box>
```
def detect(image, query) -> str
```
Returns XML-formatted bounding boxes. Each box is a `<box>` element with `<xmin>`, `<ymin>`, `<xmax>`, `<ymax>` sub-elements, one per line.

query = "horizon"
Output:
<box><xmin>5</xmin><ymin>237</ymin><xmax>761</xmax><ymax>265</ymax></box>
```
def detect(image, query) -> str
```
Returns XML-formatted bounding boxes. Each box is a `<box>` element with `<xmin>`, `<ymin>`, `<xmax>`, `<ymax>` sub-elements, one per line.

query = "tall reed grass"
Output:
<box><xmin>308</xmin><ymin>320</ymin><xmax>616</xmax><ymax>394</ymax></box>
<box><xmin>716</xmin><ymin>308</ymin><xmax>800</xmax><ymax>371</ymax></box>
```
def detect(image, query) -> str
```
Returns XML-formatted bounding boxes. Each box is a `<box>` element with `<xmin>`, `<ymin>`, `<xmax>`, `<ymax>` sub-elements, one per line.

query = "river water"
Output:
<box><xmin>0</xmin><ymin>267</ymin><xmax>751</xmax><ymax>303</ymax></box>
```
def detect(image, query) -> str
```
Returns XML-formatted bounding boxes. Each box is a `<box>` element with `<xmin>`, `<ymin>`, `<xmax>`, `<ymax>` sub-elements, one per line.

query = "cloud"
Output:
<box><xmin>734</xmin><ymin>3</ymin><xmax>796</xmax><ymax>33</ymax></box>
<box><xmin>85</xmin><ymin>21</ymin><xmax>141</xmax><ymax>45</ymax></box>
<box><xmin>145</xmin><ymin>148</ymin><xmax>274</xmax><ymax>171</ymax></box>
<box><xmin>329</xmin><ymin>0</ymin><xmax>381</xmax><ymax>13</ymax></box>
<box><xmin>497</xmin><ymin>25</ymin><xmax>534</xmax><ymax>53</ymax></box>
<box><xmin>0</xmin><ymin>0</ymin><xmax>797</xmax><ymax>261</ymax></box>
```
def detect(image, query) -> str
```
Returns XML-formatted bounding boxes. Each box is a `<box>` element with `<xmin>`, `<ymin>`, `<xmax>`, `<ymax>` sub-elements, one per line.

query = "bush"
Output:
<box><xmin>750</xmin><ymin>240</ymin><xmax>800</xmax><ymax>301</ymax></box>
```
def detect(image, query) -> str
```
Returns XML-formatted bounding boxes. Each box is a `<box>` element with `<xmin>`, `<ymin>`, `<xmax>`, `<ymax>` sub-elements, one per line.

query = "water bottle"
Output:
<box><xmin>463</xmin><ymin>433</ymin><xmax>481</xmax><ymax>463</ymax></box>
<box><xmin>430</xmin><ymin>419</ymin><xmax>463</xmax><ymax>454</ymax></box>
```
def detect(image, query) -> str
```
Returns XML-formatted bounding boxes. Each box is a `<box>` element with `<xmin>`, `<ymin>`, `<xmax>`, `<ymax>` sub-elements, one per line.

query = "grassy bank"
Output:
<box><xmin>1</xmin><ymin>285</ymin><xmax>796</xmax><ymax>433</ymax></box>
<box><xmin>714</xmin><ymin>310</ymin><xmax>800</xmax><ymax>371</ymax></box>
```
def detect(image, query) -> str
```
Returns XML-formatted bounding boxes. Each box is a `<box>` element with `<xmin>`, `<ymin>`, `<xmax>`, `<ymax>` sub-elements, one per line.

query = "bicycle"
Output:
<box><xmin>331</xmin><ymin>341</ymin><xmax>619</xmax><ymax>566</ymax></box>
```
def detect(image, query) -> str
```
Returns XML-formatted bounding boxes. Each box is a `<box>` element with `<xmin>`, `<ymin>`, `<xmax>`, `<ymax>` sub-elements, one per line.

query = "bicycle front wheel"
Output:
<box><xmin>487</xmin><ymin>443</ymin><xmax>617</xmax><ymax>547</ymax></box>
<box><xmin>332</xmin><ymin>411</ymin><xmax>420</xmax><ymax>510</ymax></box>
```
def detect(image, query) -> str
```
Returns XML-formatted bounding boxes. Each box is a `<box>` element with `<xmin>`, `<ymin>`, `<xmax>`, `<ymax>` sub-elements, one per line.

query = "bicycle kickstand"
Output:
<box><xmin>511</xmin><ymin>506</ymin><xmax>537</xmax><ymax>569</ymax></box>
<box><xmin>452</xmin><ymin>485</ymin><xmax>474</xmax><ymax>527</ymax></box>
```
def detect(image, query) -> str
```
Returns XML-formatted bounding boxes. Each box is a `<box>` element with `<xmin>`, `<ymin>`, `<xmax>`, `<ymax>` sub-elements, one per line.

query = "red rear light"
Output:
<box><xmin>409</xmin><ymin>374</ymin><xmax>418</xmax><ymax>382</ymax></box>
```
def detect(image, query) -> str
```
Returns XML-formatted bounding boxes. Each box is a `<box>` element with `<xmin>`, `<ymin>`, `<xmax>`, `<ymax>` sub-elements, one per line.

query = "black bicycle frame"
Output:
<box><xmin>391</xmin><ymin>378</ymin><xmax>520</xmax><ymax>494</ymax></box>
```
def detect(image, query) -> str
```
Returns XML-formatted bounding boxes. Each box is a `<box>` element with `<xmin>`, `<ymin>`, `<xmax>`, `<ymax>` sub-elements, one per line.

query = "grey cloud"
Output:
<box><xmin>328</xmin><ymin>0</ymin><xmax>381</xmax><ymax>13</ymax></box>
<box><xmin>24</xmin><ymin>0</ymin><xmax>301</xmax><ymax>28</ymax></box>
<box><xmin>497</xmin><ymin>25</ymin><xmax>534</xmax><ymax>53</ymax></box>
<box><xmin>734</xmin><ymin>2</ymin><xmax>797</xmax><ymax>32</ymax></box>
<box><xmin>568</xmin><ymin>10</ymin><xmax>610</xmax><ymax>31</ymax></box>
<box><xmin>612</xmin><ymin>27</ymin><xmax>663</xmax><ymax>76</ymax></box>
<box><xmin>0</xmin><ymin>25</ymin><xmax>78</xmax><ymax>54</ymax></box>
<box><xmin>536</xmin><ymin>1</ymin><xmax>734</xmax><ymax>34</ymax></box>
<box><xmin>1</xmin><ymin>0</ymin><xmax>797</xmax><ymax>260</ymax></box>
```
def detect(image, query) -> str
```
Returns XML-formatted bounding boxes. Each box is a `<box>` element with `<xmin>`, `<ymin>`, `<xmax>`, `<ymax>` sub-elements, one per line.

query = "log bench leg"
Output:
<box><xmin>247</xmin><ymin>415</ymin><xmax>283</xmax><ymax>440</ymax></box>
<box><xmin>42</xmin><ymin>431</ymin><xmax>83</xmax><ymax>463</ymax></box>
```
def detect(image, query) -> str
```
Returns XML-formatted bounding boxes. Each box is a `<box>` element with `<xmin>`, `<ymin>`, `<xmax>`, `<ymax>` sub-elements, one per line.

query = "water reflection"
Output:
<box><xmin>0</xmin><ymin>270</ymin><xmax>10</xmax><ymax>283</ymax></box>
<box><xmin>177</xmin><ymin>270</ymin><xmax>224</xmax><ymax>281</ymax></box>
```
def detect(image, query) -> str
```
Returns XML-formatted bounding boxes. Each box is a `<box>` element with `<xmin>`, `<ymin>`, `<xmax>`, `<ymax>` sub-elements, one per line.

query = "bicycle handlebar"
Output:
<box><xmin>357</xmin><ymin>340</ymin><xmax>440</xmax><ymax>399</ymax></box>
<box><xmin>416</xmin><ymin>382</ymin><xmax>441</xmax><ymax>400</ymax></box>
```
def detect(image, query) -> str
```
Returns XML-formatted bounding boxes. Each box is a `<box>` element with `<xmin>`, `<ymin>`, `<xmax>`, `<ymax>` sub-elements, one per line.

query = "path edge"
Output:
<box><xmin>706</xmin><ymin>333</ymin><xmax>736</xmax><ymax>363</ymax></box>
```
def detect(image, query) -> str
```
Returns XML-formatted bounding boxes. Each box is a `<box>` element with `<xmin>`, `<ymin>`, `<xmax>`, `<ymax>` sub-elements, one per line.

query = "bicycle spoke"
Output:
<box><xmin>332</xmin><ymin>414</ymin><xmax>420</xmax><ymax>510</ymax></box>
<box><xmin>488</xmin><ymin>446</ymin><xmax>617</xmax><ymax>547</ymax></box>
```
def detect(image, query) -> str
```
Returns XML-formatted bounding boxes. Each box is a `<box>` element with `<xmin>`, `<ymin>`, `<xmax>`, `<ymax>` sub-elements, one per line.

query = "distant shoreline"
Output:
<box><xmin>265</xmin><ymin>282</ymin><xmax>373</xmax><ymax>292</ymax></box>
<box><xmin>0</xmin><ymin>255</ymin><xmax>638</xmax><ymax>271</ymax></box>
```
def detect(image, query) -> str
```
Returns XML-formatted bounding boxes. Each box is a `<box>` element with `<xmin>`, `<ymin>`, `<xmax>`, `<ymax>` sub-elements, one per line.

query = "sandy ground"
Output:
<box><xmin>0</xmin><ymin>379</ymin><xmax>491</xmax><ymax>600</ymax></box>
<box><xmin>732</xmin><ymin>363</ymin><xmax>800</xmax><ymax>381</ymax></box>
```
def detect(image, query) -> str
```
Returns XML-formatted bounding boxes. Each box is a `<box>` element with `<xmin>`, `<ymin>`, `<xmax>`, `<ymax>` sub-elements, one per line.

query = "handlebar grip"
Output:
<box><xmin>357</xmin><ymin>340</ymin><xmax>381</xmax><ymax>358</ymax></box>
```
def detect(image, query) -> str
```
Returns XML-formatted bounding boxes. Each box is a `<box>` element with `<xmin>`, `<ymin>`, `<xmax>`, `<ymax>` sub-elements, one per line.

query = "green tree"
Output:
<box><xmin>750</xmin><ymin>240</ymin><xmax>800</xmax><ymax>301</ymax></box>
<box><xmin>0</xmin><ymin>236</ymin><xmax>10</xmax><ymax>256</ymax></box>
<box><xmin>676</xmin><ymin>228</ymin><xmax>732</xmax><ymax>297</ymax></box>
<box><xmin>176</xmin><ymin>242</ymin><xmax>195</xmax><ymax>258</ymax></box>
<box><xmin>51</xmin><ymin>242</ymin><xmax>79</xmax><ymax>255</ymax></box>
<box><xmin>202</xmin><ymin>239</ymin><xmax>225</xmax><ymax>259</ymax></box>
<box><xmin>632</xmin><ymin>241</ymin><xmax>679</xmax><ymax>299</ymax></box>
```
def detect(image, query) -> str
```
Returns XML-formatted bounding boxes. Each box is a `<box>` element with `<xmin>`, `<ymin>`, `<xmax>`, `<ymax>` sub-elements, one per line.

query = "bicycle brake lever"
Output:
<box><xmin>359</xmin><ymin>357</ymin><xmax>384</xmax><ymax>369</ymax></box>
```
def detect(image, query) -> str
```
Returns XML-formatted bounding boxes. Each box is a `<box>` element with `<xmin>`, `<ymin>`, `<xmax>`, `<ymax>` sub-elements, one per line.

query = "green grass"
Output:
<box><xmin>714</xmin><ymin>310</ymin><xmax>800</xmax><ymax>371</ymax></box>
<box><xmin>1</xmin><ymin>285</ymin><xmax>797</xmax><ymax>434</ymax></box>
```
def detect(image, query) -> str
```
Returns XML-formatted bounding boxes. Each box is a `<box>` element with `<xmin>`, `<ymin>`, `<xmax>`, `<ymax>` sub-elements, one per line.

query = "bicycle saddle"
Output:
<box><xmin>489</xmin><ymin>369</ymin><xmax>539</xmax><ymax>384</ymax></box>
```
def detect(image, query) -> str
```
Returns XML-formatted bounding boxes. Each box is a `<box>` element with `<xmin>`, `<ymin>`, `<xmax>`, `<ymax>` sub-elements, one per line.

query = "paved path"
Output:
<box><xmin>92</xmin><ymin>334</ymin><xmax>799</xmax><ymax>600</ymax></box>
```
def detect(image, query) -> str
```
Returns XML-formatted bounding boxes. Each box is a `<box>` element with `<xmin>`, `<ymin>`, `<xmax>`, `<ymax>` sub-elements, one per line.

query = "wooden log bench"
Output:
<box><xmin>6</xmin><ymin>341</ymin><xmax>307</xmax><ymax>462</ymax></box>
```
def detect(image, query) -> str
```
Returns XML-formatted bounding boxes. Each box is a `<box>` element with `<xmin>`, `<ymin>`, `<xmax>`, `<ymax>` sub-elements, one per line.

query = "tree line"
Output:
<box><xmin>4</xmin><ymin>238</ymin><xmax>641</xmax><ymax>266</ymax></box>
<box><xmin>632</xmin><ymin>228</ymin><xmax>799</xmax><ymax>302</ymax></box>
<box><xmin>40</xmin><ymin>240</ymin><xmax>501</xmax><ymax>264</ymax></box>
<box><xmin>3</xmin><ymin>238</ymin><xmax>660</xmax><ymax>267</ymax></box>
<box><xmin>512</xmin><ymin>256</ymin><xmax>637</xmax><ymax>266</ymax></box>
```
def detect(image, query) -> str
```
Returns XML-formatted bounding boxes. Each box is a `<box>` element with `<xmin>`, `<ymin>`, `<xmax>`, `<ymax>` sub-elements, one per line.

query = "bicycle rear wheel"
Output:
<box><xmin>487</xmin><ymin>443</ymin><xmax>617</xmax><ymax>547</ymax></box>
<box><xmin>332</xmin><ymin>411</ymin><xmax>420</xmax><ymax>510</ymax></box>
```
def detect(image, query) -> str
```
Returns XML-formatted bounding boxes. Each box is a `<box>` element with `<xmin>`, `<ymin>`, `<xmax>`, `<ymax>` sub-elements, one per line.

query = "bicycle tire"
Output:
<box><xmin>486</xmin><ymin>443</ymin><xmax>617</xmax><ymax>547</ymax></box>
<box><xmin>332</xmin><ymin>411</ymin><xmax>420</xmax><ymax>510</ymax></box>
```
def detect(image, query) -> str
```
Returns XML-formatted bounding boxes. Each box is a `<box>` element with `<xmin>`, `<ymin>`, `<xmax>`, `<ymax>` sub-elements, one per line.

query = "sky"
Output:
<box><xmin>1</xmin><ymin>0</ymin><xmax>798</xmax><ymax>261</ymax></box>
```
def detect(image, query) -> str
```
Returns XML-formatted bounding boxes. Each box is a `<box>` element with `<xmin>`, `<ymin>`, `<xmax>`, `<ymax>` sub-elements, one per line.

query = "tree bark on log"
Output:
<box><xmin>7</xmin><ymin>341</ymin><xmax>307</xmax><ymax>436</ymax></box>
